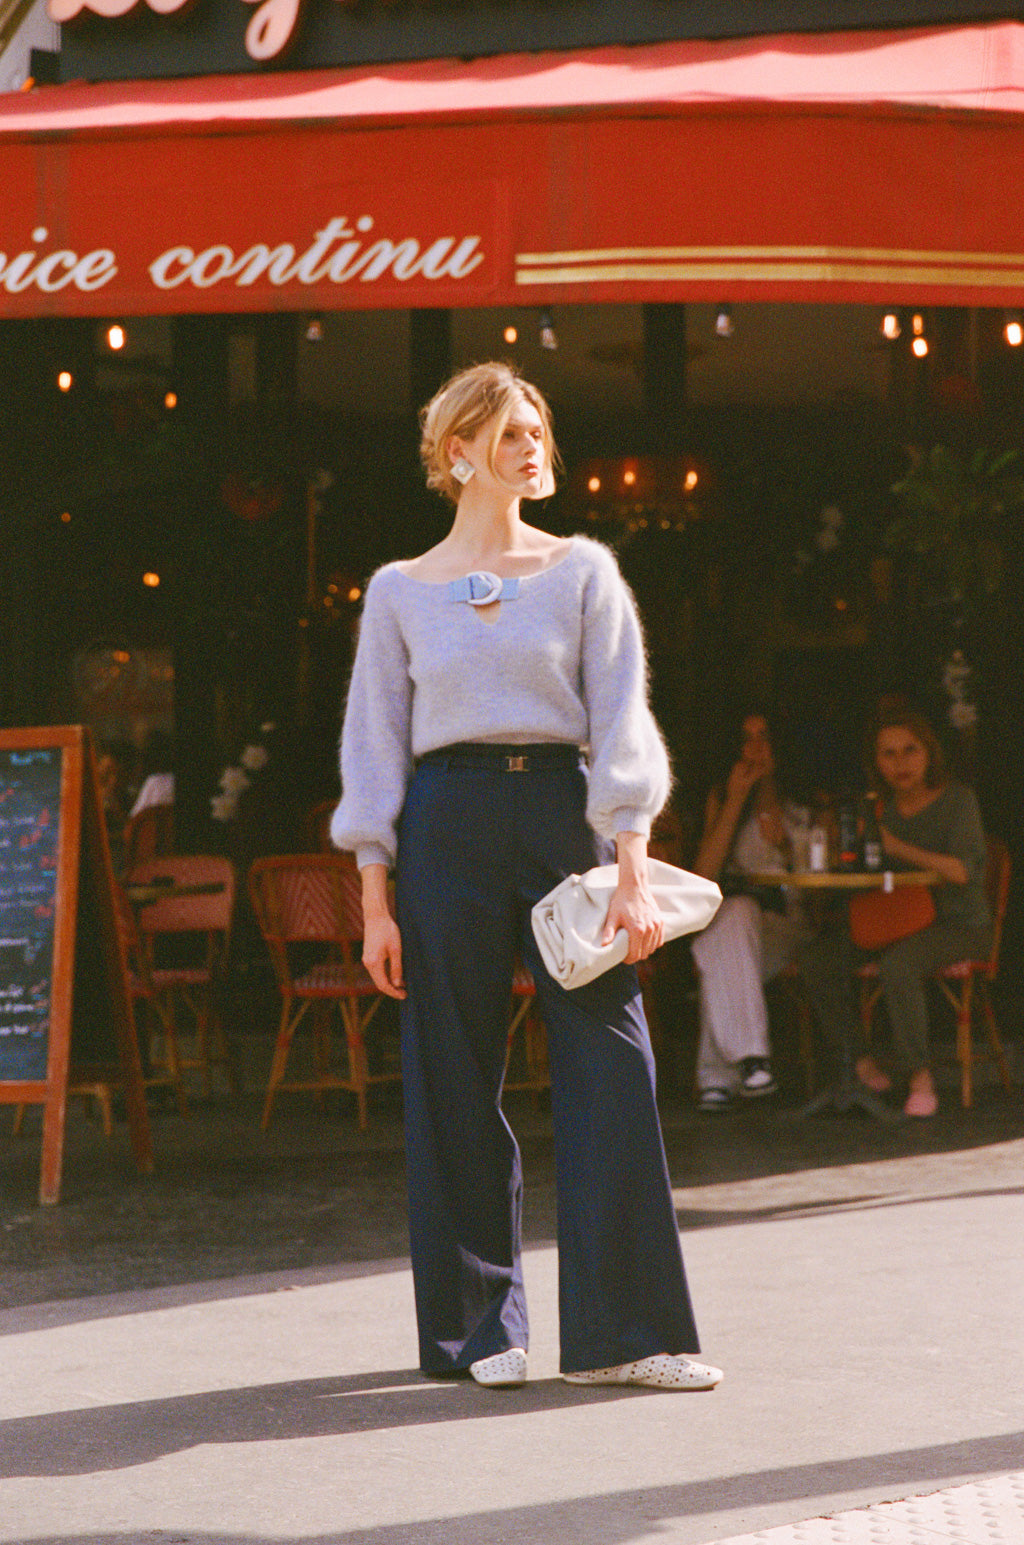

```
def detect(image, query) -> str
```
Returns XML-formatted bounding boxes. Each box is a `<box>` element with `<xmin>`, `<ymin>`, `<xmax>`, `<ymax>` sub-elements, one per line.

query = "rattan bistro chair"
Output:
<box><xmin>124</xmin><ymin>802</ymin><xmax>175</xmax><ymax>869</ymax></box>
<box><xmin>248</xmin><ymin>853</ymin><xmax>399</xmax><ymax>1130</ymax></box>
<box><xmin>128</xmin><ymin>855</ymin><xmax>239</xmax><ymax>1098</ymax></box>
<box><xmin>503</xmin><ymin>960</ymin><xmax>550</xmax><ymax>1101</ymax></box>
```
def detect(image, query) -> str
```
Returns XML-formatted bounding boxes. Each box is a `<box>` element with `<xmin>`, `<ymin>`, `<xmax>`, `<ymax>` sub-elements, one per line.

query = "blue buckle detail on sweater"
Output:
<box><xmin>448</xmin><ymin>571</ymin><xmax>522</xmax><ymax>606</ymax></box>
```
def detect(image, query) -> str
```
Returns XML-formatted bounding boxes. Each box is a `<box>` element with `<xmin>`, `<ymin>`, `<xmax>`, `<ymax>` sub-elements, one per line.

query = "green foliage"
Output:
<box><xmin>886</xmin><ymin>445</ymin><xmax>1024</xmax><ymax>604</ymax></box>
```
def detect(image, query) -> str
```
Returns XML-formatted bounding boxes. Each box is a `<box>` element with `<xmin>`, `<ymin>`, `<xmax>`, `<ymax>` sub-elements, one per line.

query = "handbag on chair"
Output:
<box><xmin>848</xmin><ymin>884</ymin><xmax>936</xmax><ymax>951</ymax></box>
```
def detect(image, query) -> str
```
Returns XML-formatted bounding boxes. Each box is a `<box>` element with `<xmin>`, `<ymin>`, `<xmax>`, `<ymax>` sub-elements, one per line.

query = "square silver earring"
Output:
<box><xmin>451</xmin><ymin>457</ymin><xmax>475</xmax><ymax>485</ymax></box>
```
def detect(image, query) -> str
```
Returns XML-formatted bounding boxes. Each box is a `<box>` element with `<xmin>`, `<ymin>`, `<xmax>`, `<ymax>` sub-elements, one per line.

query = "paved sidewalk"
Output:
<box><xmin>1</xmin><ymin>1080</ymin><xmax>1022</xmax><ymax>1545</ymax></box>
<box><xmin>712</xmin><ymin>1472</ymin><xmax>1024</xmax><ymax>1543</ymax></box>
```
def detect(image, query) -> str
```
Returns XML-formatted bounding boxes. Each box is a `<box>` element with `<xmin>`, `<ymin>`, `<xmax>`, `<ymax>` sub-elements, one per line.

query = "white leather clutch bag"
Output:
<box><xmin>531</xmin><ymin>860</ymin><xmax>722</xmax><ymax>990</ymax></box>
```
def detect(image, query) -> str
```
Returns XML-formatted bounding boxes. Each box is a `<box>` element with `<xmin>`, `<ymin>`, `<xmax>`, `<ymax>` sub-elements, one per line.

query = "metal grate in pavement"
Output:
<box><xmin>709</xmin><ymin>1472</ymin><xmax>1024</xmax><ymax>1545</ymax></box>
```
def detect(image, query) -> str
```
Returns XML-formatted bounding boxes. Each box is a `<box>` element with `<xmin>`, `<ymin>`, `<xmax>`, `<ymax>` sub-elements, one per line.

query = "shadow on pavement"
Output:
<box><xmin>5</xmin><ymin>1425</ymin><xmax>1022</xmax><ymax>1540</ymax></box>
<box><xmin>2</xmin><ymin>1087</ymin><xmax>1021</xmax><ymax>1314</ymax></box>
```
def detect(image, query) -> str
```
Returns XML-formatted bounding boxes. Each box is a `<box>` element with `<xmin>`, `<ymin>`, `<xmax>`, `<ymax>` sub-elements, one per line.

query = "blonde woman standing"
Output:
<box><xmin>332</xmin><ymin>363</ymin><xmax>721</xmax><ymax>1392</ymax></box>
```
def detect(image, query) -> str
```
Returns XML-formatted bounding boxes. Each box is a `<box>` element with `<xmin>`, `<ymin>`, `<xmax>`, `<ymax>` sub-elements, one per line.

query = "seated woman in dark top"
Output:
<box><xmin>799</xmin><ymin>707</ymin><xmax>991</xmax><ymax>1118</ymax></box>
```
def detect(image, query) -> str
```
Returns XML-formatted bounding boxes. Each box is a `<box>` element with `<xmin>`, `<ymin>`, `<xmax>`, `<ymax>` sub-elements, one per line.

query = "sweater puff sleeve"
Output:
<box><xmin>578</xmin><ymin>540</ymin><xmax>672</xmax><ymax>840</ymax></box>
<box><xmin>330</xmin><ymin>568</ymin><xmax>413</xmax><ymax>871</ymax></box>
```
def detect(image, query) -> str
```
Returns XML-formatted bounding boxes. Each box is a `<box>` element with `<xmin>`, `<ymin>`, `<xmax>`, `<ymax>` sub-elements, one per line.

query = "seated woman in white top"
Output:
<box><xmin>690</xmin><ymin>710</ymin><xmax>813</xmax><ymax>1110</ymax></box>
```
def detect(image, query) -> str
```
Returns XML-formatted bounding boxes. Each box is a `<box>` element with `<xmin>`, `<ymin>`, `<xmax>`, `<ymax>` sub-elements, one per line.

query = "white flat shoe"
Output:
<box><xmin>469</xmin><ymin>1348</ymin><xmax>528</xmax><ymax>1387</ymax></box>
<box><xmin>563</xmin><ymin>1354</ymin><xmax>722</xmax><ymax>1390</ymax></box>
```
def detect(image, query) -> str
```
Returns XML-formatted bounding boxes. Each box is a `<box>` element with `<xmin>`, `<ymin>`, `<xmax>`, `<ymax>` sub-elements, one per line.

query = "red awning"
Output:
<box><xmin>2</xmin><ymin>23</ymin><xmax>1024</xmax><ymax>316</ymax></box>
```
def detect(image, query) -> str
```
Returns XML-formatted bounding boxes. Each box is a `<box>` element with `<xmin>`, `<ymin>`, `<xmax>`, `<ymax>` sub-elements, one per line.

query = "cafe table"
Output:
<box><xmin>744</xmin><ymin>868</ymin><xmax>940</xmax><ymax>890</ymax></box>
<box><xmin>742</xmin><ymin>867</ymin><xmax>940</xmax><ymax>1120</ymax></box>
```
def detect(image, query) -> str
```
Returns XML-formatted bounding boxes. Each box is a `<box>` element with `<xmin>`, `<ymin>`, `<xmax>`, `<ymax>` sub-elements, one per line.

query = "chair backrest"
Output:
<box><xmin>248</xmin><ymin>854</ymin><xmax>364</xmax><ymax>946</ymax></box>
<box><xmin>128</xmin><ymin>855</ymin><xmax>237</xmax><ymax>936</ymax></box>
<box><xmin>111</xmin><ymin>877</ymin><xmax>157</xmax><ymax>998</ymax></box>
<box><xmin>124</xmin><ymin>802</ymin><xmax>175</xmax><ymax>868</ymax></box>
<box><xmin>303</xmin><ymin>799</ymin><xmax>337</xmax><ymax>853</ymax></box>
<box><xmin>983</xmin><ymin>836</ymin><xmax>1011</xmax><ymax>968</ymax></box>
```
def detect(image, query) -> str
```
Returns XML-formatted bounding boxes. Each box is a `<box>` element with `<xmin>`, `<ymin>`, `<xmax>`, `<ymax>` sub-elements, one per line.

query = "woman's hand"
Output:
<box><xmin>360</xmin><ymin>864</ymin><xmax>407</xmax><ymax>999</ymax></box>
<box><xmin>362</xmin><ymin>913</ymin><xmax>406</xmax><ymax>998</ymax></box>
<box><xmin>601</xmin><ymin>832</ymin><xmax>664</xmax><ymax>964</ymax></box>
<box><xmin>725</xmin><ymin>756</ymin><xmax>761</xmax><ymax>806</ymax></box>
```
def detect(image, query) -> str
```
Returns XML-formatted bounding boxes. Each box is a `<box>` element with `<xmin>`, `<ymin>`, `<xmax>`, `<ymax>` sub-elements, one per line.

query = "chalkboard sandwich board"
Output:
<box><xmin>0</xmin><ymin>726</ymin><xmax>152</xmax><ymax>1204</ymax></box>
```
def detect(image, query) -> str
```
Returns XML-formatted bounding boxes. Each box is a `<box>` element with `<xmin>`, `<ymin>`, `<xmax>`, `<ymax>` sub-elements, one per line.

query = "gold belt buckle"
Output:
<box><xmin>504</xmin><ymin>754</ymin><xmax>528</xmax><ymax>772</ymax></box>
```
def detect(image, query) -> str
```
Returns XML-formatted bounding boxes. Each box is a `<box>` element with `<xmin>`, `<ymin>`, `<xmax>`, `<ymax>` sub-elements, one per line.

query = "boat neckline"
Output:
<box><xmin>391</xmin><ymin>535</ymin><xmax>579</xmax><ymax>588</ymax></box>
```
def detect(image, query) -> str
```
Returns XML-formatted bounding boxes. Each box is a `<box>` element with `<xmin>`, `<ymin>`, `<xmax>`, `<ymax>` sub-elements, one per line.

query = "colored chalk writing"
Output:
<box><xmin>0</xmin><ymin>747</ymin><xmax>61</xmax><ymax>1081</ymax></box>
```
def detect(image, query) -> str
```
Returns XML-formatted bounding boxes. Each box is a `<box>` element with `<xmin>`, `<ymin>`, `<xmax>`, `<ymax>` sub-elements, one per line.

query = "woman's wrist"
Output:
<box><xmin>615</xmin><ymin>830</ymin><xmax>650</xmax><ymax>887</ymax></box>
<box><xmin>360</xmin><ymin>863</ymin><xmax>392</xmax><ymax>919</ymax></box>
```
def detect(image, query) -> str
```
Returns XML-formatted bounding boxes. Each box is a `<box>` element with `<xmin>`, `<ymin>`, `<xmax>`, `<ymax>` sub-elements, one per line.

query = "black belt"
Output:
<box><xmin>416</xmin><ymin>742</ymin><xmax>582</xmax><ymax>773</ymax></box>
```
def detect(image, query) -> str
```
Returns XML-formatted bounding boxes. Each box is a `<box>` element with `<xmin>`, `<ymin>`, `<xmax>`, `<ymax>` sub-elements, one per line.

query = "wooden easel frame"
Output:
<box><xmin>0</xmin><ymin>725</ymin><xmax>152</xmax><ymax>1204</ymax></box>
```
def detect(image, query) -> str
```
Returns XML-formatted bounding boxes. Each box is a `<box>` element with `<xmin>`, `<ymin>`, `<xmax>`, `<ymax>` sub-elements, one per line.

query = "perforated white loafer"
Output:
<box><xmin>563</xmin><ymin>1354</ymin><xmax>722</xmax><ymax>1390</ymax></box>
<box><xmin>469</xmin><ymin>1348</ymin><xmax>528</xmax><ymax>1387</ymax></box>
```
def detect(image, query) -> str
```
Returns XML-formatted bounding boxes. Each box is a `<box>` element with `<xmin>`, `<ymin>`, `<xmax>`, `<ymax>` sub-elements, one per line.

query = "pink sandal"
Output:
<box><xmin>855</xmin><ymin>1058</ymin><xmax>892</xmax><ymax>1094</ymax></box>
<box><xmin>904</xmin><ymin>1086</ymin><xmax>938</xmax><ymax>1118</ymax></box>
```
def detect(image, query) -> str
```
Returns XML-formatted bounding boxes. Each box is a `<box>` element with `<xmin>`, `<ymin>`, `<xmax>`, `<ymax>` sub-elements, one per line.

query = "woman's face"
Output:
<box><xmin>739</xmin><ymin>715</ymin><xmax>775</xmax><ymax>781</ymax></box>
<box><xmin>454</xmin><ymin>397</ymin><xmax>547</xmax><ymax>498</ymax></box>
<box><xmin>876</xmin><ymin>725</ymin><xmax>929</xmax><ymax>794</ymax></box>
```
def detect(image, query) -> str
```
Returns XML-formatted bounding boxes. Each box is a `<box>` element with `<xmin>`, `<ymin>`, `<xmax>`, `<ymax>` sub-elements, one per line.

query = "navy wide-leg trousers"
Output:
<box><xmin>395</xmin><ymin>745</ymin><xmax>701</xmax><ymax>1376</ymax></box>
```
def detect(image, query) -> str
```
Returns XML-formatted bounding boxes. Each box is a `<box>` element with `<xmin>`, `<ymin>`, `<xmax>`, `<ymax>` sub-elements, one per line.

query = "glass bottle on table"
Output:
<box><xmin>837</xmin><ymin>789</ymin><xmax>859</xmax><ymax>872</ymax></box>
<box><xmin>787</xmin><ymin>804</ymin><xmax>811</xmax><ymax>873</ymax></box>
<box><xmin>861</xmin><ymin>791</ymin><xmax>883</xmax><ymax>872</ymax></box>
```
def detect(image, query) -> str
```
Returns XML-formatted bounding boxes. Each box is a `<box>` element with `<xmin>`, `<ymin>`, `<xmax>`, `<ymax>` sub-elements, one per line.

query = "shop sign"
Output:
<box><xmin>48</xmin><ymin>0</ymin><xmax>388</xmax><ymax>63</ymax></box>
<box><xmin>0</xmin><ymin>217</ymin><xmax>486</xmax><ymax>300</ymax></box>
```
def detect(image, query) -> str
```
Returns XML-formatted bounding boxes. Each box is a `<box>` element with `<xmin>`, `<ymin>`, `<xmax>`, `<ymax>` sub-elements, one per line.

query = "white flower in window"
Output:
<box><xmin>240</xmin><ymin>744</ymin><xmax>270</xmax><ymax>772</ymax></box>
<box><xmin>219</xmin><ymin>766</ymin><xmax>251</xmax><ymax>796</ymax></box>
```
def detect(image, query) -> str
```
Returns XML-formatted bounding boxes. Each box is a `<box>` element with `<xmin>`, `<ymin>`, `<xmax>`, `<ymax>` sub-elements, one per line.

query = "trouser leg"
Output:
<box><xmin>797</xmin><ymin>928</ymin><xmax>860</xmax><ymax>1070</ymax></box>
<box><xmin>695</xmin><ymin>995</ymin><xmax>735</xmax><ymax>1091</ymax></box>
<box><xmin>692</xmin><ymin>897</ymin><xmax>810</xmax><ymax>1090</ymax></box>
<box><xmin>515</xmin><ymin>768</ymin><xmax>701</xmax><ymax>1373</ymax></box>
<box><xmin>396</xmin><ymin>764</ymin><xmax>527</xmax><ymax>1375</ymax></box>
<box><xmin>878</xmin><ymin>923</ymin><xmax>985</xmax><ymax>1071</ymax></box>
<box><xmin>692</xmin><ymin>896</ymin><xmax>769</xmax><ymax>1088</ymax></box>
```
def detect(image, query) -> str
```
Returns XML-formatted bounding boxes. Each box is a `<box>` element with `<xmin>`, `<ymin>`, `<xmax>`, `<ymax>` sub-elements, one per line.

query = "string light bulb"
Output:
<box><xmin>107</xmin><ymin>324</ymin><xmax>126</xmax><ymax>351</ymax></box>
<box><xmin>57</xmin><ymin>370</ymin><xmax>73</xmax><ymax>391</ymax></box>
<box><xmin>715</xmin><ymin>304</ymin><xmax>734</xmax><ymax>338</ymax></box>
<box><xmin>142</xmin><ymin>571</ymin><xmax>160</xmax><ymax>588</ymax></box>
<box><xmin>912</xmin><ymin>313</ymin><xmax>925</xmax><ymax>336</ymax></box>
<box><xmin>912</xmin><ymin>336</ymin><xmax>929</xmax><ymax>358</ymax></box>
<box><xmin>503</xmin><ymin>324</ymin><xmax>518</xmax><ymax>344</ymax></box>
<box><xmin>684</xmin><ymin>469</ymin><xmax>699</xmax><ymax>491</ymax></box>
<box><xmin>305</xmin><ymin>316</ymin><xmax>323</xmax><ymax>342</ymax></box>
<box><xmin>587</xmin><ymin>475</ymin><xmax>601</xmax><ymax>493</ymax></box>
<box><xmin>164</xmin><ymin>391</ymin><xmax>178</xmax><ymax>410</ymax></box>
<box><xmin>539</xmin><ymin>310</ymin><xmax>558</xmax><ymax>350</ymax></box>
<box><xmin>881</xmin><ymin>312</ymin><xmax>901</xmax><ymax>340</ymax></box>
<box><xmin>1004</xmin><ymin>315</ymin><xmax>1024</xmax><ymax>347</ymax></box>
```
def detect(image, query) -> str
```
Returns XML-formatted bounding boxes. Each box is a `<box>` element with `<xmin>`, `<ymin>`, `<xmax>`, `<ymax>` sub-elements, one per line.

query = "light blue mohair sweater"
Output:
<box><xmin>331</xmin><ymin>536</ymin><xmax>671</xmax><ymax>869</ymax></box>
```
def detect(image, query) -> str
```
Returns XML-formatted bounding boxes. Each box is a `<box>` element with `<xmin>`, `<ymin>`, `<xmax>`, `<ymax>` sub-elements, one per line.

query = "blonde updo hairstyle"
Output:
<box><xmin>419</xmin><ymin>361</ymin><xmax>559</xmax><ymax>505</ymax></box>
